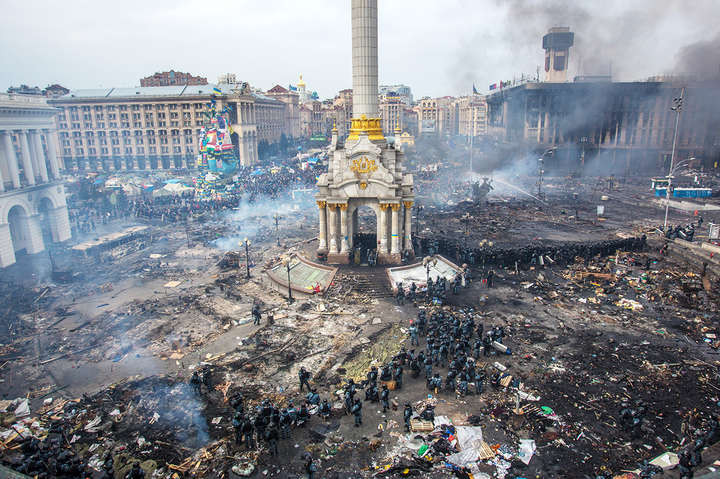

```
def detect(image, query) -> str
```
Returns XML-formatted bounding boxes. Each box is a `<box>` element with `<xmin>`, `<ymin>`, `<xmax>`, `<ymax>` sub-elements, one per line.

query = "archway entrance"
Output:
<box><xmin>352</xmin><ymin>205</ymin><xmax>377</xmax><ymax>265</ymax></box>
<box><xmin>8</xmin><ymin>204</ymin><xmax>29</xmax><ymax>256</ymax></box>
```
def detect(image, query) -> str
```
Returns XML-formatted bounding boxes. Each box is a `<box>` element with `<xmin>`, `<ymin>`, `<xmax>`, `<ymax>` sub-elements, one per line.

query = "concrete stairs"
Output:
<box><xmin>337</xmin><ymin>266</ymin><xmax>393</xmax><ymax>299</ymax></box>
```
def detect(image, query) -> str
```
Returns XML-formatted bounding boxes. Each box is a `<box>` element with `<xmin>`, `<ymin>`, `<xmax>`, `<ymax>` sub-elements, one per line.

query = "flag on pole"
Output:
<box><xmin>489</xmin><ymin>83</ymin><xmax>497</xmax><ymax>90</ymax></box>
<box><xmin>472</xmin><ymin>84</ymin><xmax>479</xmax><ymax>95</ymax></box>
<box><xmin>212</xmin><ymin>86</ymin><xmax>222</xmax><ymax>95</ymax></box>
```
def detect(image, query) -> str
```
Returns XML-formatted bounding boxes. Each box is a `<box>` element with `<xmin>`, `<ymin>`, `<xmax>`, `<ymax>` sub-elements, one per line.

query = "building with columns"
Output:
<box><xmin>456</xmin><ymin>95</ymin><xmax>488</xmax><ymax>137</ymax></box>
<box><xmin>48</xmin><ymin>84</ymin><xmax>263</xmax><ymax>170</ymax></box>
<box><xmin>315</xmin><ymin>0</ymin><xmax>414</xmax><ymax>265</ymax></box>
<box><xmin>0</xmin><ymin>93</ymin><xmax>71</xmax><ymax>268</ymax></box>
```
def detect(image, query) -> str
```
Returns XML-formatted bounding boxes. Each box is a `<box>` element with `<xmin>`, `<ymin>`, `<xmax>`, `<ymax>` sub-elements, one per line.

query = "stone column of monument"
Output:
<box><xmin>2</xmin><ymin>132</ymin><xmax>21</xmax><ymax>189</ymax></box>
<box><xmin>19</xmin><ymin>131</ymin><xmax>35</xmax><ymax>186</ymax></box>
<box><xmin>328</xmin><ymin>204</ymin><xmax>338</xmax><ymax>253</ymax></box>
<box><xmin>403</xmin><ymin>201</ymin><xmax>413</xmax><ymax>250</ymax></box>
<box><xmin>317</xmin><ymin>201</ymin><xmax>327</xmax><ymax>251</ymax></box>
<box><xmin>378</xmin><ymin>203</ymin><xmax>388</xmax><ymax>254</ymax></box>
<box><xmin>24</xmin><ymin>214</ymin><xmax>45</xmax><ymax>254</ymax></box>
<box><xmin>340</xmin><ymin>204</ymin><xmax>349</xmax><ymax>253</ymax></box>
<box><xmin>390</xmin><ymin>203</ymin><xmax>400</xmax><ymax>255</ymax></box>
<box><xmin>45</xmin><ymin>130</ymin><xmax>61</xmax><ymax>179</ymax></box>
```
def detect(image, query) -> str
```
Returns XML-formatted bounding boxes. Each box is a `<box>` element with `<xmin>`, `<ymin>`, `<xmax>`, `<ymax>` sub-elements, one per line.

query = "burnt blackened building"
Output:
<box><xmin>486</xmin><ymin>79</ymin><xmax>720</xmax><ymax>175</ymax></box>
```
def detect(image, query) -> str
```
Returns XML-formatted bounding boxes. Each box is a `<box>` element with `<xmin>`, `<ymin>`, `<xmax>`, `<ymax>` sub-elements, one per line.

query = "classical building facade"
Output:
<box><xmin>48</xmin><ymin>84</ymin><xmax>262</xmax><ymax>170</ymax></box>
<box><xmin>266</xmin><ymin>85</ymin><xmax>301</xmax><ymax>139</ymax></box>
<box><xmin>456</xmin><ymin>95</ymin><xmax>488</xmax><ymax>137</ymax></box>
<box><xmin>0</xmin><ymin>93</ymin><xmax>71</xmax><ymax>267</ymax></box>
<box><xmin>316</xmin><ymin>0</ymin><xmax>414</xmax><ymax>265</ymax></box>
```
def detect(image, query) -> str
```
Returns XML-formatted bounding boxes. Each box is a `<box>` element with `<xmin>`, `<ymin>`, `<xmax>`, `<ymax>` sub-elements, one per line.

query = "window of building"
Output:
<box><xmin>109</xmin><ymin>122</ymin><xmax>117</xmax><ymax>128</ymax></box>
<box><xmin>135</xmin><ymin>137</ymin><xmax>144</xmax><ymax>144</ymax></box>
<box><xmin>87</xmin><ymin>139</ymin><xmax>94</xmax><ymax>146</ymax></box>
<box><xmin>88</xmin><ymin>147</ymin><xmax>96</xmax><ymax>155</ymax></box>
<box><xmin>161</xmin><ymin>146</ymin><xmax>169</xmax><ymax>154</ymax></box>
<box><xmin>101</xmin><ymin>147</ymin><xmax>108</xmax><ymax>154</ymax></box>
<box><xmin>62</xmin><ymin>139</ymin><xmax>70</xmax><ymax>146</ymax></box>
<box><xmin>124</xmin><ymin>138</ymin><xmax>131</xmax><ymax>145</ymax></box>
<box><xmin>186</xmin><ymin>146</ymin><xmax>194</xmax><ymax>153</ymax></box>
<box><xmin>121</xmin><ymin>122</ymin><xmax>129</xmax><ymax>128</ymax></box>
<box><xmin>146</xmin><ymin>121</ymin><xmax>154</xmax><ymax>127</ymax></box>
<box><xmin>111</xmin><ymin>138</ymin><xmax>119</xmax><ymax>145</ymax></box>
<box><xmin>63</xmin><ymin>148</ymin><xmax>71</xmax><ymax>155</ymax></box>
<box><xmin>131</xmin><ymin>105</ymin><xmax>140</xmax><ymax>111</ymax></box>
<box><xmin>83</xmin><ymin>114</ymin><xmax>91</xmax><ymax>121</ymax></box>
<box><xmin>113</xmin><ymin>147</ymin><xmax>120</xmax><ymax>154</ymax></box>
<box><xmin>59</xmin><ymin>123</ymin><xmax>68</xmax><ymax>129</ymax></box>
<box><xmin>160</xmin><ymin>137</ymin><xmax>168</xmax><ymax>144</ymax></box>
<box><xmin>125</xmin><ymin>147</ymin><xmax>132</xmax><ymax>154</ymax></box>
<box><xmin>106</xmin><ymin>105</ymin><xmax>115</xmax><ymax>111</ymax></box>
<box><xmin>109</xmin><ymin>131</ymin><xmax>118</xmax><ymax>137</ymax></box>
<box><xmin>75</xmin><ymin>147</ymin><xmax>84</xmax><ymax>155</ymax></box>
<box><xmin>145</xmin><ymin>130</ymin><xmax>155</xmax><ymax>136</ymax></box>
<box><xmin>84</xmin><ymin>123</ymin><xmax>92</xmax><ymax>129</ymax></box>
<box><xmin>173</xmin><ymin>146</ymin><xmax>181</xmax><ymax>153</ymax></box>
<box><xmin>182</xmin><ymin>103</ymin><xmax>190</xmax><ymax>110</ymax></box>
<box><xmin>74</xmin><ymin>139</ymin><xmax>82</xmax><ymax>146</ymax></box>
<box><xmin>108</xmin><ymin>113</ymin><xmax>116</xmax><ymax>120</ymax></box>
<box><xmin>95</xmin><ymin>113</ymin><xmax>104</xmax><ymax>120</ymax></box>
<box><xmin>170</xmin><ymin>112</ymin><xmax>178</xmax><ymax>119</ymax></box>
<box><xmin>194</xmin><ymin>103</ymin><xmax>203</xmax><ymax>109</ymax></box>
<box><xmin>99</xmin><ymin>138</ymin><xmax>107</xmax><ymax>145</ymax></box>
<box><xmin>172</xmin><ymin>137</ymin><xmax>180</xmax><ymax>144</ymax></box>
<box><xmin>119</xmin><ymin>105</ymin><xmax>127</xmax><ymax>111</ymax></box>
<box><xmin>120</xmin><ymin>113</ymin><xmax>128</xmax><ymax>120</ymax></box>
<box><xmin>134</xmin><ymin>122</ymin><xmax>141</xmax><ymax>128</ymax></box>
<box><xmin>168</xmin><ymin>104</ymin><xmax>177</xmax><ymax>110</ymax></box>
<box><xmin>155</xmin><ymin>104</ymin><xmax>164</xmax><ymax>110</ymax></box>
<box><xmin>72</xmin><ymin>123</ymin><xmax>80</xmax><ymax>129</ymax></box>
<box><xmin>149</xmin><ymin>146</ymin><xmax>156</xmax><ymax>154</ymax></box>
<box><xmin>148</xmin><ymin>137</ymin><xmax>156</xmax><ymax>144</ymax></box>
<box><xmin>170</xmin><ymin>121</ymin><xmax>178</xmax><ymax>127</ymax></box>
<box><xmin>144</xmin><ymin>104</ymin><xmax>152</xmax><ymax>111</ymax></box>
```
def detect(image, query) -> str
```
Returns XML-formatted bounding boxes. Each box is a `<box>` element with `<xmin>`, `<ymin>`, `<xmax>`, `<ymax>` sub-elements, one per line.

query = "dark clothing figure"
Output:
<box><xmin>299</xmin><ymin>367</ymin><xmax>311</xmax><ymax>392</ymax></box>
<box><xmin>380</xmin><ymin>385</ymin><xmax>390</xmax><ymax>413</ymax></box>
<box><xmin>351</xmin><ymin>399</ymin><xmax>363</xmax><ymax>427</ymax></box>
<box><xmin>266</xmin><ymin>427</ymin><xmax>279</xmax><ymax>456</ymax></box>
<box><xmin>404</xmin><ymin>404</ymin><xmax>413</xmax><ymax>431</ymax></box>
<box><xmin>252</xmin><ymin>304</ymin><xmax>262</xmax><ymax>325</ymax></box>
<box><xmin>125</xmin><ymin>463</ymin><xmax>145</xmax><ymax>479</ymax></box>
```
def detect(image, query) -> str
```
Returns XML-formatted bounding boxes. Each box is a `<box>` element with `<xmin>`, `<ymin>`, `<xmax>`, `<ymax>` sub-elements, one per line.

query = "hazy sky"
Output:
<box><xmin>1</xmin><ymin>0</ymin><xmax>718</xmax><ymax>99</ymax></box>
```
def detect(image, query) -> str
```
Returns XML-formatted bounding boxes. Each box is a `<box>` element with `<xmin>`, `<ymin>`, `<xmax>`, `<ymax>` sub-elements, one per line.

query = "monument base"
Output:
<box><xmin>327</xmin><ymin>252</ymin><xmax>351</xmax><ymax>264</ymax></box>
<box><xmin>377</xmin><ymin>252</ymin><xmax>402</xmax><ymax>265</ymax></box>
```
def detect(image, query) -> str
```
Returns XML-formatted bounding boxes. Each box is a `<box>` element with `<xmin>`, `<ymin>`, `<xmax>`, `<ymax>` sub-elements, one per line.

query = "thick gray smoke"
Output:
<box><xmin>673</xmin><ymin>32</ymin><xmax>720</xmax><ymax>79</ymax></box>
<box><xmin>448</xmin><ymin>0</ymin><xmax>720</xmax><ymax>93</ymax></box>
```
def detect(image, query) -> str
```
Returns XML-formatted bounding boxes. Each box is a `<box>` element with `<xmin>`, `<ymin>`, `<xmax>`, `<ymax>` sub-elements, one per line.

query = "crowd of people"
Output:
<box><xmin>182</xmin><ymin>306</ymin><xmax>520</xmax><ymax>477</ymax></box>
<box><xmin>66</xmin><ymin>161</ymin><xmax>322</xmax><ymax>235</ymax></box>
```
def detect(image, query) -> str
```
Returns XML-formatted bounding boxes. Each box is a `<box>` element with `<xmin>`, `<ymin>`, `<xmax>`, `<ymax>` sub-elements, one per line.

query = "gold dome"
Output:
<box><xmin>297</xmin><ymin>74</ymin><xmax>306</xmax><ymax>87</ymax></box>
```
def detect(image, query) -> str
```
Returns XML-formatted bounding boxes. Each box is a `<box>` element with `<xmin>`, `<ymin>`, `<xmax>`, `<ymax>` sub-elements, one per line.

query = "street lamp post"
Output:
<box><xmin>423</xmin><ymin>255</ymin><xmax>437</xmax><ymax>284</ymax></box>
<box><xmin>663</xmin><ymin>87</ymin><xmax>685</xmax><ymax>230</ymax></box>
<box><xmin>241</xmin><ymin>238</ymin><xmax>251</xmax><ymax>279</ymax></box>
<box><xmin>273</xmin><ymin>213</ymin><xmax>281</xmax><ymax>246</ymax></box>
<box><xmin>281</xmin><ymin>256</ymin><xmax>294</xmax><ymax>303</ymax></box>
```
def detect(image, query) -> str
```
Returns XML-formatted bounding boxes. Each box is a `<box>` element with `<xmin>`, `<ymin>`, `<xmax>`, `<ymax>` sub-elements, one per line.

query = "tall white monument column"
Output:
<box><xmin>31</xmin><ymin>131</ymin><xmax>49</xmax><ymax>183</ymax></box>
<box><xmin>403</xmin><ymin>201</ymin><xmax>413</xmax><ymax>250</ymax></box>
<box><xmin>378</xmin><ymin>203</ymin><xmax>388</xmax><ymax>254</ymax></box>
<box><xmin>340</xmin><ymin>204</ymin><xmax>349</xmax><ymax>253</ymax></box>
<box><xmin>390</xmin><ymin>203</ymin><xmax>400</xmax><ymax>254</ymax></box>
<box><xmin>2</xmin><ymin>132</ymin><xmax>21</xmax><ymax>189</ymax></box>
<box><xmin>18</xmin><ymin>131</ymin><xmax>35</xmax><ymax>186</ymax></box>
<box><xmin>317</xmin><ymin>201</ymin><xmax>328</xmax><ymax>250</ymax></box>
<box><xmin>351</xmin><ymin>0</ymin><xmax>379</xmax><ymax>118</ymax></box>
